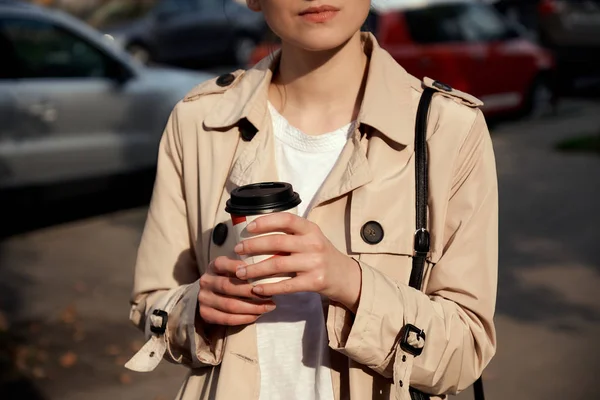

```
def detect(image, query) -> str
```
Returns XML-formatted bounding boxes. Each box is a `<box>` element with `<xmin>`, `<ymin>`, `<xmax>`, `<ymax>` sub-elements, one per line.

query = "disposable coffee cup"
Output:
<box><xmin>225</xmin><ymin>182</ymin><xmax>301</xmax><ymax>286</ymax></box>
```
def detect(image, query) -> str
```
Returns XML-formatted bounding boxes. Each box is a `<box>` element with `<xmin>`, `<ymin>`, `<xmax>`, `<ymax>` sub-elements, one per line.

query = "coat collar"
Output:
<box><xmin>203</xmin><ymin>33</ymin><xmax>417</xmax><ymax>146</ymax></box>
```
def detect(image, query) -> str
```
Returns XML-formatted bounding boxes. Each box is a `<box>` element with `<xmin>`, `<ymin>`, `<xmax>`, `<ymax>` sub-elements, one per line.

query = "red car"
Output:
<box><xmin>249</xmin><ymin>0</ymin><xmax>556</xmax><ymax>117</ymax></box>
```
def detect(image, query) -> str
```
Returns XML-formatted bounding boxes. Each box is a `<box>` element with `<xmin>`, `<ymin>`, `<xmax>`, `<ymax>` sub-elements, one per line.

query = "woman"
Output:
<box><xmin>125</xmin><ymin>1</ymin><xmax>498</xmax><ymax>400</ymax></box>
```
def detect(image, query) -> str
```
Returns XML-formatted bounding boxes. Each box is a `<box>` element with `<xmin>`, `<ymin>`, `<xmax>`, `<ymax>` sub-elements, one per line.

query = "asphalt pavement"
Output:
<box><xmin>0</xmin><ymin>98</ymin><xmax>598</xmax><ymax>400</ymax></box>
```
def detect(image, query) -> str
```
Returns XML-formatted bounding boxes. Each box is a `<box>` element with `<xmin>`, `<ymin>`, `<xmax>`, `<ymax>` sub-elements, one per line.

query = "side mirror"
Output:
<box><xmin>504</xmin><ymin>26</ymin><xmax>525</xmax><ymax>40</ymax></box>
<box><xmin>108</xmin><ymin>61</ymin><xmax>134</xmax><ymax>86</ymax></box>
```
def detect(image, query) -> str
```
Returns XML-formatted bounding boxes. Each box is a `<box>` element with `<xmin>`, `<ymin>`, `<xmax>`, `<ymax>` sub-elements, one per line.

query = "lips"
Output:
<box><xmin>299</xmin><ymin>5</ymin><xmax>340</xmax><ymax>23</ymax></box>
<box><xmin>299</xmin><ymin>5</ymin><xmax>340</xmax><ymax>15</ymax></box>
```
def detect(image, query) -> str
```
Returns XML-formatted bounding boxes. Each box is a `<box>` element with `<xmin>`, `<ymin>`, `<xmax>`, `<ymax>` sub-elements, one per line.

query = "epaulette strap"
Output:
<box><xmin>183</xmin><ymin>70</ymin><xmax>245</xmax><ymax>102</ymax></box>
<box><xmin>422</xmin><ymin>77</ymin><xmax>483</xmax><ymax>108</ymax></box>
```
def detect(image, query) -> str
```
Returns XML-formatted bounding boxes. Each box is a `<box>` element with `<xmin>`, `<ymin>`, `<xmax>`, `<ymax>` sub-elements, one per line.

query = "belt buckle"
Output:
<box><xmin>400</xmin><ymin>324</ymin><xmax>426</xmax><ymax>357</ymax></box>
<box><xmin>150</xmin><ymin>309</ymin><xmax>168</xmax><ymax>335</ymax></box>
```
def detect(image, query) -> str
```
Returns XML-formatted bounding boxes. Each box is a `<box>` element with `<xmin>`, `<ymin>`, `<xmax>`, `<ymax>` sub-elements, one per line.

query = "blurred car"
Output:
<box><xmin>0</xmin><ymin>0</ymin><xmax>213</xmax><ymax>190</ymax></box>
<box><xmin>250</xmin><ymin>0</ymin><xmax>556</xmax><ymax>118</ymax></box>
<box><xmin>87</xmin><ymin>0</ymin><xmax>157</xmax><ymax>30</ymax></box>
<box><xmin>93</xmin><ymin>0</ymin><xmax>267</xmax><ymax>68</ymax></box>
<box><xmin>491</xmin><ymin>0</ymin><xmax>600</xmax><ymax>90</ymax></box>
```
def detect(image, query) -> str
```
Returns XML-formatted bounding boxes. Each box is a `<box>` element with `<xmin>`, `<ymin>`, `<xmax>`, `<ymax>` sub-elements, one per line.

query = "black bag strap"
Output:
<box><xmin>408</xmin><ymin>87</ymin><xmax>434</xmax><ymax>291</ymax></box>
<box><xmin>408</xmin><ymin>86</ymin><xmax>485</xmax><ymax>400</ymax></box>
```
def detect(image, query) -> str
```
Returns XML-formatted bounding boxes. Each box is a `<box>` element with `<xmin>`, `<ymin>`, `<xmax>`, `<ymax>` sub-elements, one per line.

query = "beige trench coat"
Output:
<box><xmin>126</xmin><ymin>33</ymin><xmax>498</xmax><ymax>400</ymax></box>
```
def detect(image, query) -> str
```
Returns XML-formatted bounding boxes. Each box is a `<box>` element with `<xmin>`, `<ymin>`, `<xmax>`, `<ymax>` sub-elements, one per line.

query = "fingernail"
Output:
<box><xmin>247</xmin><ymin>222</ymin><xmax>257</xmax><ymax>232</ymax></box>
<box><xmin>234</xmin><ymin>243</ymin><xmax>243</xmax><ymax>253</ymax></box>
<box><xmin>252</xmin><ymin>286</ymin><xmax>264</xmax><ymax>294</ymax></box>
<box><xmin>236</xmin><ymin>267</ymin><xmax>247</xmax><ymax>278</ymax></box>
<box><xmin>265</xmin><ymin>304</ymin><xmax>276</xmax><ymax>312</ymax></box>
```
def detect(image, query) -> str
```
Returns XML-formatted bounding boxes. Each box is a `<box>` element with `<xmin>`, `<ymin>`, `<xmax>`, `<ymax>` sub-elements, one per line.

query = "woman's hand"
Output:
<box><xmin>233</xmin><ymin>213</ymin><xmax>362</xmax><ymax>313</ymax></box>
<box><xmin>198</xmin><ymin>256</ymin><xmax>276</xmax><ymax>326</ymax></box>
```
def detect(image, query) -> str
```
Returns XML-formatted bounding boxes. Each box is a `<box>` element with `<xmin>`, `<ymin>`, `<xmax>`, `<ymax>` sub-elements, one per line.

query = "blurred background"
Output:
<box><xmin>0</xmin><ymin>0</ymin><xmax>598</xmax><ymax>399</ymax></box>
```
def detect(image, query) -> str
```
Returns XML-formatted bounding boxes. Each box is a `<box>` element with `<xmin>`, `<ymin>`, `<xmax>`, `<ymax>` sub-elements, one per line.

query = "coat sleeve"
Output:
<box><xmin>127</xmin><ymin>106</ymin><xmax>224</xmax><ymax>371</ymax></box>
<box><xmin>326</xmin><ymin>110</ymin><xmax>498</xmax><ymax>395</ymax></box>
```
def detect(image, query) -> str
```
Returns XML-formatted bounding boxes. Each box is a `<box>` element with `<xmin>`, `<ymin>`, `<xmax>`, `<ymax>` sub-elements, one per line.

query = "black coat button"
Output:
<box><xmin>361</xmin><ymin>221</ymin><xmax>384</xmax><ymax>245</ymax></box>
<box><xmin>216</xmin><ymin>73</ymin><xmax>235</xmax><ymax>87</ymax></box>
<box><xmin>432</xmin><ymin>80</ymin><xmax>452</xmax><ymax>92</ymax></box>
<box><xmin>212</xmin><ymin>223</ymin><xmax>228</xmax><ymax>246</ymax></box>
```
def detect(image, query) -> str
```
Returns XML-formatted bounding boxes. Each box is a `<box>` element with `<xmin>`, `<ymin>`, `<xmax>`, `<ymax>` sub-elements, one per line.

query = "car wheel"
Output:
<box><xmin>127</xmin><ymin>44</ymin><xmax>152</xmax><ymax>65</ymax></box>
<box><xmin>526</xmin><ymin>77</ymin><xmax>554</xmax><ymax>119</ymax></box>
<box><xmin>233</xmin><ymin>37</ymin><xmax>256</xmax><ymax>67</ymax></box>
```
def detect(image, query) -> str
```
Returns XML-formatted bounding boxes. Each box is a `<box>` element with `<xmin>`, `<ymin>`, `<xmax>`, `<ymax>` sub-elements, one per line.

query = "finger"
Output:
<box><xmin>199</xmin><ymin>290</ymin><xmax>276</xmax><ymax>315</ymax></box>
<box><xmin>234</xmin><ymin>233</ymin><xmax>303</xmax><ymax>256</ymax></box>
<box><xmin>247</xmin><ymin>212</ymin><xmax>314</xmax><ymax>235</ymax></box>
<box><xmin>211</xmin><ymin>256</ymin><xmax>246</xmax><ymax>277</ymax></box>
<box><xmin>206</xmin><ymin>274</ymin><xmax>269</xmax><ymax>300</ymax></box>
<box><xmin>251</xmin><ymin>275</ymin><xmax>314</xmax><ymax>297</ymax></box>
<box><xmin>199</xmin><ymin>305</ymin><xmax>260</xmax><ymax>326</ymax></box>
<box><xmin>235</xmin><ymin>253</ymin><xmax>308</xmax><ymax>281</ymax></box>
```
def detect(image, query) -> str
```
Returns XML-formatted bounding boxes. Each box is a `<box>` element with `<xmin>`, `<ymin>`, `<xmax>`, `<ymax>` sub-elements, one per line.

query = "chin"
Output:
<box><xmin>284</xmin><ymin>29</ymin><xmax>358</xmax><ymax>53</ymax></box>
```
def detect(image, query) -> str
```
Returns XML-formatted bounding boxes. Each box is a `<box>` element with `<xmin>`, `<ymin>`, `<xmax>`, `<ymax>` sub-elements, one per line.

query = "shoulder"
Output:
<box><xmin>406</xmin><ymin>75</ymin><xmax>487</xmax><ymax>145</ymax></box>
<box><xmin>169</xmin><ymin>69</ymin><xmax>247</xmax><ymax>131</ymax></box>
<box><xmin>410</xmin><ymin>76</ymin><xmax>484</xmax><ymax>109</ymax></box>
<box><xmin>160</xmin><ymin>69</ymin><xmax>246</xmax><ymax>150</ymax></box>
<box><xmin>182</xmin><ymin>70</ymin><xmax>246</xmax><ymax>103</ymax></box>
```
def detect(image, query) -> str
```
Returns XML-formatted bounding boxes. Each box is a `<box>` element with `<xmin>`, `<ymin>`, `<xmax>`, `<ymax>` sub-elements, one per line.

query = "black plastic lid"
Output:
<box><xmin>225</xmin><ymin>182</ymin><xmax>301</xmax><ymax>215</ymax></box>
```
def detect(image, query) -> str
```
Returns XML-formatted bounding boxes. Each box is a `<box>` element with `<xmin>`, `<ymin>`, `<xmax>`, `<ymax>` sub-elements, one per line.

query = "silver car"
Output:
<box><xmin>0</xmin><ymin>1</ymin><xmax>213</xmax><ymax>190</ymax></box>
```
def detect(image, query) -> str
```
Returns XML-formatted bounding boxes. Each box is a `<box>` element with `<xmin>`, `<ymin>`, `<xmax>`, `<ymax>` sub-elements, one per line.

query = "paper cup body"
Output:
<box><xmin>231</xmin><ymin>208</ymin><xmax>297</xmax><ymax>285</ymax></box>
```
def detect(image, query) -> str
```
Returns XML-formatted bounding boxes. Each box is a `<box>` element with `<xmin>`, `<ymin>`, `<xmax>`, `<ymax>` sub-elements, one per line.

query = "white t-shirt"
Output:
<box><xmin>255</xmin><ymin>103</ymin><xmax>355</xmax><ymax>400</ymax></box>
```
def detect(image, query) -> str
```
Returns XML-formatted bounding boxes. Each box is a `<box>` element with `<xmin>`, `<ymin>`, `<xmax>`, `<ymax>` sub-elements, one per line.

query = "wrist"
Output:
<box><xmin>335</xmin><ymin>257</ymin><xmax>362</xmax><ymax>313</ymax></box>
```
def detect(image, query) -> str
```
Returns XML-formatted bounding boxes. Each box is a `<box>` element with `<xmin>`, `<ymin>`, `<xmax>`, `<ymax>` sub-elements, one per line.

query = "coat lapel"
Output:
<box><xmin>311</xmin><ymin>128</ymin><xmax>373</xmax><ymax>209</ymax></box>
<box><xmin>227</xmin><ymin>114</ymin><xmax>280</xmax><ymax>189</ymax></box>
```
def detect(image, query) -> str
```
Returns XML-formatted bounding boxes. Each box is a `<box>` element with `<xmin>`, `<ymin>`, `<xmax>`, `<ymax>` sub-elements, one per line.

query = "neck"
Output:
<box><xmin>271</xmin><ymin>31</ymin><xmax>368</xmax><ymax>119</ymax></box>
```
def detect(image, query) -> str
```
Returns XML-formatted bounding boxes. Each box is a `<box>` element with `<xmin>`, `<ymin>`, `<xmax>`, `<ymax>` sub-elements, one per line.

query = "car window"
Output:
<box><xmin>199</xmin><ymin>0</ymin><xmax>223</xmax><ymax>13</ymax></box>
<box><xmin>457</xmin><ymin>4</ymin><xmax>515</xmax><ymax>42</ymax></box>
<box><xmin>0</xmin><ymin>18</ymin><xmax>111</xmax><ymax>79</ymax></box>
<box><xmin>405</xmin><ymin>4</ymin><xmax>517</xmax><ymax>44</ymax></box>
<box><xmin>404</xmin><ymin>5</ymin><xmax>465</xmax><ymax>44</ymax></box>
<box><xmin>88</xmin><ymin>0</ymin><xmax>159</xmax><ymax>30</ymax></box>
<box><xmin>0</xmin><ymin>29</ymin><xmax>20</xmax><ymax>79</ymax></box>
<box><xmin>155</xmin><ymin>0</ymin><xmax>198</xmax><ymax>14</ymax></box>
